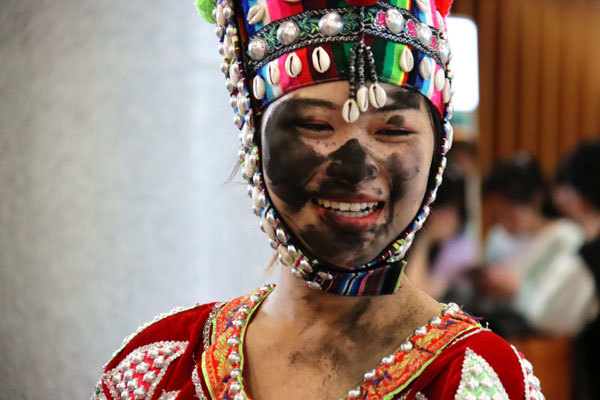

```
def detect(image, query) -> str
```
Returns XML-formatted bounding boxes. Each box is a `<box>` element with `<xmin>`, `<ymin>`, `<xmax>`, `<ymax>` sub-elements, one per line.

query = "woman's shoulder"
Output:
<box><xmin>407</xmin><ymin>328</ymin><xmax>543</xmax><ymax>400</ymax></box>
<box><xmin>92</xmin><ymin>300</ymin><xmax>222</xmax><ymax>400</ymax></box>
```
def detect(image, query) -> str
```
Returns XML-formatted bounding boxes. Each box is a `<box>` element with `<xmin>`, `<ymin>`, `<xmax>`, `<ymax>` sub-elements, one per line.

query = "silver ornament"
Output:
<box><xmin>318</xmin><ymin>12</ymin><xmax>343</xmax><ymax>36</ymax></box>
<box><xmin>385</xmin><ymin>9</ymin><xmax>404</xmax><ymax>34</ymax></box>
<box><xmin>417</xmin><ymin>23</ymin><xmax>433</xmax><ymax>47</ymax></box>
<box><xmin>228</xmin><ymin>352</ymin><xmax>241</xmax><ymax>365</ymax></box>
<box><xmin>438</xmin><ymin>40</ymin><xmax>451</xmax><ymax>64</ymax></box>
<box><xmin>277</xmin><ymin>21</ymin><xmax>300</xmax><ymax>46</ymax></box>
<box><xmin>248</xmin><ymin>37</ymin><xmax>267</xmax><ymax>61</ymax></box>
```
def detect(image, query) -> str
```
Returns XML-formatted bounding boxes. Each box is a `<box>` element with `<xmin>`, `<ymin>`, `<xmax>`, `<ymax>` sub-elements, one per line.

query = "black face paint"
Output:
<box><xmin>326</xmin><ymin>139</ymin><xmax>378</xmax><ymax>185</ymax></box>
<box><xmin>262</xmin><ymin>99</ymin><xmax>327</xmax><ymax>212</ymax></box>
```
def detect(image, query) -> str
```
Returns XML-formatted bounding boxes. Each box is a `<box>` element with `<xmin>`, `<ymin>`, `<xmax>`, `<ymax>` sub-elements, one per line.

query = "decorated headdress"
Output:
<box><xmin>196</xmin><ymin>0</ymin><xmax>455</xmax><ymax>296</ymax></box>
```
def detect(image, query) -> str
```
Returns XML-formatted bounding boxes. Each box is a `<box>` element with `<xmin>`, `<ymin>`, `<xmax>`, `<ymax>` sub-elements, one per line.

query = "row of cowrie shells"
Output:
<box><xmin>251</xmin><ymin>46</ymin><xmax>332</xmax><ymax>101</ymax></box>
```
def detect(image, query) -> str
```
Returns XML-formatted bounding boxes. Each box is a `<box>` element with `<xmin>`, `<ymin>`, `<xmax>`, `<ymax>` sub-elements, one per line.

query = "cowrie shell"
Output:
<box><xmin>216</xmin><ymin>4</ymin><xmax>226</xmax><ymax>27</ymax></box>
<box><xmin>247</xmin><ymin>5</ymin><xmax>265</xmax><ymax>25</ymax></box>
<box><xmin>278</xmin><ymin>245</ymin><xmax>294</xmax><ymax>266</ymax></box>
<box><xmin>415</xmin><ymin>0</ymin><xmax>429</xmax><ymax>12</ymax></box>
<box><xmin>399</xmin><ymin>47</ymin><xmax>414</xmax><ymax>72</ymax></box>
<box><xmin>223</xmin><ymin>35</ymin><xmax>233</xmax><ymax>59</ymax></box>
<box><xmin>261</xmin><ymin>213</ymin><xmax>276</xmax><ymax>241</ymax></box>
<box><xmin>266</xmin><ymin>62</ymin><xmax>280</xmax><ymax>86</ymax></box>
<box><xmin>237</xmin><ymin>93</ymin><xmax>248</xmax><ymax>114</ymax></box>
<box><xmin>419</xmin><ymin>57</ymin><xmax>433</xmax><ymax>80</ymax></box>
<box><xmin>356</xmin><ymin>86</ymin><xmax>369</xmax><ymax>112</ymax></box>
<box><xmin>252</xmin><ymin>186</ymin><xmax>261</xmax><ymax>211</ymax></box>
<box><xmin>285</xmin><ymin>52</ymin><xmax>302</xmax><ymax>78</ymax></box>
<box><xmin>241</xmin><ymin>122</ymin><xmax>253</xmax><ymax>147</ymax></box>
<box><xmin>229</xmin><ymin>63</ymin><xmax>240</xmax><ymax>85</ymax></box>
<box><xmin>368</xmin><ymin>83</ymin><xmax>387</xmax><ymax>109</ymax></box>
<box><xmin>434</xmin><ymin>69</ymin><xmax>445</xmax><ymax>91</ymax></box>
<box><xmin>442</xmin><ymin>78</ymin><xmax>451</xmax><ymax>103</ymax></box>
<box><xmin>253</xmin><ymin>76</ymin><xmax>266</xmax><ymax>100</ymax></box>
<box><xmin>312</xmin><ymin>47</ymin><xmax>331</xmax><ymax>73</ymax></box>
<box><xmin>342</xmin><ymin>99</ymin><xmax>360</xmax><ymax>123</ymax></box>
<box><xmin>244</xmin><ymin>153</ymin><xmax>256</xmax><ymax>178</ymax></box>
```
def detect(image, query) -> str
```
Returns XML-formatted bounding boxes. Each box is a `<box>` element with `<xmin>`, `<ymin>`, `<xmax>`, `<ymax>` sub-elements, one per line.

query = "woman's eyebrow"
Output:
<box><xmin>280</xmin><ymin>97</ymin><xmax>340</xmax><ymax>111</ymax></box>
<box><xmin>377</xmin><ymin>90</ymin><xmax>421</xmax><ymax>113</ymax></box>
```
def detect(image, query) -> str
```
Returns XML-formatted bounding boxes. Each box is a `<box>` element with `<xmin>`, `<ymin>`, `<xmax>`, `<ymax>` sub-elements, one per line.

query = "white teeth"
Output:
<box><xmin>314</xmin><ymin>198</ymin><xmax>381</xmax><ymax>216</ymax></box>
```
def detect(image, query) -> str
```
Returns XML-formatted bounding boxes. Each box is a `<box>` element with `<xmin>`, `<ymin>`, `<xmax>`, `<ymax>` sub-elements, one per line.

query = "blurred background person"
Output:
<box><xmin>408</xmin><ymin>169</ymin><xmax>478</xmax><ymax>300</ymax></box>
<box><xmin>553</xmin><ymin>139</ymin><xmax>600</xmax><ymax>400</ymax></box>
<box><xmin>474</xmin><ymin>154</ymin><xmax>588</xmax><ymax>338</ymax></box>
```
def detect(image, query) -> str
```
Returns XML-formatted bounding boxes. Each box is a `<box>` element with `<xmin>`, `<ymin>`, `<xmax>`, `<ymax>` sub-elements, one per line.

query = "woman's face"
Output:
<box><xmin>261</xmin><ymin>81</ymin><xmax>435</xmax><ymax>268</ymax></box>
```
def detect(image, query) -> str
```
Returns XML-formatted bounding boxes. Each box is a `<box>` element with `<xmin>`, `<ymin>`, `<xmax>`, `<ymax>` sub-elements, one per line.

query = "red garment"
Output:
<box><xmin>93</xmin><ymin>288</ymin><xmax>543</xmax><ymax>400</ymax></box>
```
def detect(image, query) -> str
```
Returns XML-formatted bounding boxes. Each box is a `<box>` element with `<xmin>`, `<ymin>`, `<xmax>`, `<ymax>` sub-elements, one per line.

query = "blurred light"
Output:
<box><xmin>446</xmin><ymin>17</ymin><xmax>479</xmax><ymax>112</ymax></box>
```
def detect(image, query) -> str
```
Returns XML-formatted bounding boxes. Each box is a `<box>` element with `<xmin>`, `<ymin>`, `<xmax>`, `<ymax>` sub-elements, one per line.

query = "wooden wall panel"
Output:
<box><xmin>452</xmin><ymin>0</ymin><xmax>600</xmax><ymax>175</ymax></box>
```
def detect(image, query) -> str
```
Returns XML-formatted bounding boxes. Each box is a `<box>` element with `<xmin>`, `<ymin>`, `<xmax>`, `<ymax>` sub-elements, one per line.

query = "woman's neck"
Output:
<box><xmin>259</xmin><ymin>266</ymin><xmax>441</xmax><ymax>337</ymax></box>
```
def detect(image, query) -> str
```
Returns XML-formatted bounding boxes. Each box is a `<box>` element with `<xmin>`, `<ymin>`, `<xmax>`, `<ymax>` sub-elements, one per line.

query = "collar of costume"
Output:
<box><xmin>200</xmin><ymin>286</ymin><xmax>480</xmax><ymax>400</ymax></box>
<box><xmin>196</xmin><ymin>0</ymin><xmax>455</xmax><ymax>296</ymax></box>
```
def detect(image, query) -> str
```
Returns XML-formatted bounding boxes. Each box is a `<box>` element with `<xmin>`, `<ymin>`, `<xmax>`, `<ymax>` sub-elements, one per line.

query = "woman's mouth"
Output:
<box><xmin>313</xmin><ymin>198</ymin><xmax>383</xmax><ymax>218</ymax></box>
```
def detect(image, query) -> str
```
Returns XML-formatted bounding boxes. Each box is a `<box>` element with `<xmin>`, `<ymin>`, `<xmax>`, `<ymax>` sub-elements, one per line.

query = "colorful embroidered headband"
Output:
<box><xmin>196</xmin><ymin>0</ymin><xmax>455</xmax><ymax>296</ymax></box>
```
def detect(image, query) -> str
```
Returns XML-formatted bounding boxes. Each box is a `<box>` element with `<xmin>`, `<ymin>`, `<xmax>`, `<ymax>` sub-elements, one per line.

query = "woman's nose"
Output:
<box><xmin>326</xmin><ymin>139</ymin><xmax>378</xmax><ymax>185</ymax></box>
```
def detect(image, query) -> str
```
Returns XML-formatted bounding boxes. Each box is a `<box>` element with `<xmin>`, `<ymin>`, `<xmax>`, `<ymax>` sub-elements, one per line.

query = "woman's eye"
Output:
<box><xmin>377</xmin><ymin>128</ymin><xmax>413</xmax><ymax>136</ymax></box>
<box><xmin>298</xmin><ymin>122</ymin><xmax>333</xmax><ymax>132</ymax></box>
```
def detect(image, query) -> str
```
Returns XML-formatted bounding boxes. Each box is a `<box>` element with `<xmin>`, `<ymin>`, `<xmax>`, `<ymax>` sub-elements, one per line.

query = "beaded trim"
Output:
<box><xmin>510</xmin><ymin>345</ymin><xmax>544</xmax><ymax>400</ymax></box>
<box><xmin>108</xmin><ymin>304</ymin><xmax>200</xmax><ymax>365</ymax></box>
<box><xmin>157</xmin><ymin>391</ymin><xmax>180</xmax><ymax>400</ymax></box>
<box><xmin>201</xmin><ymin>295</ymin><xmax>480</xmax><ymax>400</ymax></box>
<box><xmin>192</xmin><ymin>367</ymin><xmax>209</xmax><ymax>400</ymax></box>
<box><xmin>103</xmin><ymin>341</ymin><xmax>187</xmax><ymax>400</ymax></box>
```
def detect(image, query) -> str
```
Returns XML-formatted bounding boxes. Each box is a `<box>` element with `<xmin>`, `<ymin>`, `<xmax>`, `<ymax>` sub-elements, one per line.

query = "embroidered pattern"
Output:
<box><xmin>454</xmin><ymin>348</ymin><xmax>509</xmax><ymax>400</ymax></box>
<box><xmin>109</xmin><ymin>304</ymin><xmax>200</xmax><ymax>364</ymax></box>
<box><xmin>201</xmin><ymin>292</ymin><xmax>480</xmax><ymax>400</ymax></box>
<box><xmin>103</xmin><ymin>341</ymin><xmax>188</xmax><ymax>400</ymax></box>
<box><xmin>511</xmin><ymin>346</ymin><xmax>544</xmax><ymax>400</ymax></box>
<box><xmin>157</xmin><ymin>391</ymin><xmax>180</xmax><ymax>400</ymax></box>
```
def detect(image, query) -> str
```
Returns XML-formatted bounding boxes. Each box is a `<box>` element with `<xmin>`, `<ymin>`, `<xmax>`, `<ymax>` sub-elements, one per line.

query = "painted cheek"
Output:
<box><xmin>263</xmin><ymin>118</ymin><xmax>327</xmax><ymax>213</ymax></box>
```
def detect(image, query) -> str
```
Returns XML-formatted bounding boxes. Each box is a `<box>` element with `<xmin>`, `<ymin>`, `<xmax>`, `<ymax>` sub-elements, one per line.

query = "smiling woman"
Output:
<box><xmin>262</xmin><ymin>83</ymin><xmax>435</xmax><ymax>268</ymax></box>
<box><xmin>93</xmin><ymin>1</ymin><xmax>544</xmax><ymax>400</ymax></box>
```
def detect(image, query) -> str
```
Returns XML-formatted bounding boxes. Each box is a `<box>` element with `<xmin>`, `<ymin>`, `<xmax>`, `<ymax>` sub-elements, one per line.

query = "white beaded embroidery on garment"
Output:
<box><xmin>103</xmin><ymin>341</ymin><xmax>187</xmax><ymax>400</ymax></box>
<box><xmin>511</xmin><ymin>345</ymin><xmax>545</xmax><ymax>400</ymax></box>
<box><xmin>455</xmin><ymin>348</ymin><xmax>509</xmax><ymax>400</ymax></box>
<box><xmin>157</xmin><ymin>390</ymin><xmax>180</xmax><ymax>400</ymax></box>
<box><xmin>110</xmin><ymin>305</ymin><xmax>199</xmax><ymax>363</ymax></box>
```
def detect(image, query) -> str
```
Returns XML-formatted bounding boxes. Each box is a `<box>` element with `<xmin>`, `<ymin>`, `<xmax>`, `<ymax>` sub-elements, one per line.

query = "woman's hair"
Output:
<box><xmin>556</xmin><ymin>138</ymin><xmax>600</xmax><ymax>210</ymax></box>
<box><xmin>482</xmin><ymin>153</ymin><xmax>559</xmax><ymax>217</ymax></box>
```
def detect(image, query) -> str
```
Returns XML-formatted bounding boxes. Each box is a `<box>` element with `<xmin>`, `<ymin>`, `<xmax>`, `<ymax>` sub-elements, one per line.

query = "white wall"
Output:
<box><xmin>0</xmin><ymin>1</ymin><xmax>273</xmax><ymax>398</ymax></box>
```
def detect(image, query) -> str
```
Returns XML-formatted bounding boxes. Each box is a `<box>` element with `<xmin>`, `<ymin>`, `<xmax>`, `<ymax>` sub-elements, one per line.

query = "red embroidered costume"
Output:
<box><xmin>93</xmin><ymin>286</ymin><xmax>543</xmax><ymax>400</ymax></box>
